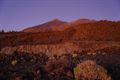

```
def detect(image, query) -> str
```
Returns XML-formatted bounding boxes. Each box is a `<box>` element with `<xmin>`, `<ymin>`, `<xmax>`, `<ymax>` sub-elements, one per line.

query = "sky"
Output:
<box><xmin>0</xmin><ymin>0</ymin><xmax>120</xmax><ymax>31</ymax></box>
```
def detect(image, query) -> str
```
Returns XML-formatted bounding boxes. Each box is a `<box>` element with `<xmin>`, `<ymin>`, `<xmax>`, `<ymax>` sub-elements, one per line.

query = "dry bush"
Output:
<box><xmin>74</xmin><ymin>60</ymin><xmax>111</xmax><ymax>80</ymax></box>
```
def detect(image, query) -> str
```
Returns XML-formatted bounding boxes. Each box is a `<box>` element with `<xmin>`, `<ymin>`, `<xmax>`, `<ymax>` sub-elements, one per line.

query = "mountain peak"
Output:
<box><xmin>77</xmin><ymin>18</ymin><xmax>90</xmax><ymax>21</ymax></box>
<box><xmin>23</xmin><ymin>19</ymin><xmax>68</xmax><ymax>32</ymax></box>
<box><xmin>70</xmin><ymin>18</ymin><xmax>96</xmax><ymax>25</ymax></box>
<box><xmin>51</xmin><ymin>18</ymin><xmax>63</xmax><ymax>22</ymax></box>
<box><xmin>22</xmin><ymin>18</ymin><xmax>96</xmax><ymax>32</ymax></box>
<box><xmin>75</xmin><ymin>18</ymin><xmax>96</xmax><ymax>22</ymax></box>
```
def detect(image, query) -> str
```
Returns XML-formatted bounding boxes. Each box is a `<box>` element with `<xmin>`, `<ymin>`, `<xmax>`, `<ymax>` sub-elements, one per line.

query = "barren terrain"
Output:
<box><xmin>0</xmin><ymin>20</ymin><xmax>120</xmax><ymax>80</ymax></box>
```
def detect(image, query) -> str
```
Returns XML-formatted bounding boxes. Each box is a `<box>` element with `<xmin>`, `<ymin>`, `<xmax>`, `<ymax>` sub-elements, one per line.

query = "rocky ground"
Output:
<box><xmin>0</xmin><ymin>44</ymin><xmax>120</xmax><ymax>80</ymax></box>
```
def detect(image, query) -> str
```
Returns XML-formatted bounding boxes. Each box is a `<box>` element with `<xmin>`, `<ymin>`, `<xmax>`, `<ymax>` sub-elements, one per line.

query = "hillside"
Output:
<box><xmin>66</xmin><ymin>20</ymin><xmax>120</xmax><ymax>41</ymax></box>
<box><xmin>23</xmin><ymin>19</ymin><xmax>68</xmax><ymax>32</ymax></box>
<box><xmin>22</xmin><ymin>19</ymin><xmax>96</xmax><ymax>32</ymax></box>
<box><xmin>0</xmin><ymin>20</ymin><xmax>120</xmax><ymax>49</ymax></box>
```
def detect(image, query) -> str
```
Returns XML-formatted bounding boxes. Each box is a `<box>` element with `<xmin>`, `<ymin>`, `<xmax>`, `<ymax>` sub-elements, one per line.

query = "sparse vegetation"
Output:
<box><xmin>0</xmin><ymin>47</ymin><xmax>120</xmax><ymax>80</ymax></box>
<box><xmin>74</xmin><ymin>60</ymin><xmax>111</xmax><ymax>80</ymax></box>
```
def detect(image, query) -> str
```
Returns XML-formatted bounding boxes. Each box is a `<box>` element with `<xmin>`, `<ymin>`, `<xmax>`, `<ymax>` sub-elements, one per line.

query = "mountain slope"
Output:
<box><xmin>0</xmin><ymin>20</ymin><xmax>120</xmax><ymax>49</ymax></box>
<box><xmin>23</xmin><ymin>19</ymin><xmax>68</xmax><ymax>32</ymax></box>
<box><xmin>23</xmin><ymin>19</ymin><xmax>96</xmax><ymax>32</ymax></box>
<box><xmin>70</xmin><ymin>18</ymin><xmax>96</xmax><ymax>24</ymax></box>
<box><xmin>65</xmin><ymin>20</ymin><xmax>120</xmax><ymax>41</ymax></box>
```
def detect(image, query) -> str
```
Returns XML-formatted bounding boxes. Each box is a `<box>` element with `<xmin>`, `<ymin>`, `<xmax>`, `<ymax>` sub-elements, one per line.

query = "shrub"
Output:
<box><xmin>74</xmin><ymin>60</ymin><xmax>111</xmax><ymax>80</ymax></box>
<box><xmin>11</xmin><ymin>59</ymin><xmax>17</xmax><ymax>66</ymax></box>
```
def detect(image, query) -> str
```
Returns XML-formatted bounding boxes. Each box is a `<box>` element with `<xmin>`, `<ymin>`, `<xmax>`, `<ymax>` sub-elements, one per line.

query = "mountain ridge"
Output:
<box><xmin>23</xmin><ymin>19</ymin><xmax>68</xmax><ymax>32</ymax></box>
<box><xmin>22</xmin><ymin>18</ymin><xmax>96</xmax><ymax>32</ymax></box>
<box><xmin>0</xmin><ymin>19</ymin><xmax>120</xmax><ymax>50</ymax></box>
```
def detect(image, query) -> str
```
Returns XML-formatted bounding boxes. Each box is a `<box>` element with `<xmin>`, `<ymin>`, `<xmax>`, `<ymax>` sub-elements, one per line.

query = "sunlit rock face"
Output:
<box><xmin>0</xmin><ymin>42</ymin><xmax>79</xmax><ymax>56</ymax></box>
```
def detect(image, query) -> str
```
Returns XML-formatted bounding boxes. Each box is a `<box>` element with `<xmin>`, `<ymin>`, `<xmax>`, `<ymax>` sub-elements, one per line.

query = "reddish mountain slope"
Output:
<box><xmin>23</xmin><ymin>19</ymin><xmax>96</xmax><ymax>32</ymax></box>
<box><xmin>0</xmin><ymin>20</ymin><xmax>120</xmax><ymax>49</ymax></box>
<box><xmin>23</xmin><ymin>19</ymin><xmax>68</xmax><ymax>32</ymax></box>
<box><xmin>65</xmin><ymin>20</ymin><xmax>120</xmax><ymax>41</ymax></box>
<box><xmin>70</xmin><ymin>19</ymin><xmax>96</xmax><ymax>24</ymax></box>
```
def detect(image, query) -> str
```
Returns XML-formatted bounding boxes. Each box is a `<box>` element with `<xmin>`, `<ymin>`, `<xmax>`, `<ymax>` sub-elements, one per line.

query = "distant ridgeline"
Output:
<box><xmin>0</xmin><ymin>20</ymin><xmax>120</xmax><ymax>50</ymax></box>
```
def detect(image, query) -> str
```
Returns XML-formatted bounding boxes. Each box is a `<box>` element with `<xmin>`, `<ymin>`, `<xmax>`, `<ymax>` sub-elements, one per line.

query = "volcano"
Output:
<box><xmin>23</xmin><ymin>19</ymin><xmax>68</xmax><ymax>32</ymax></box>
